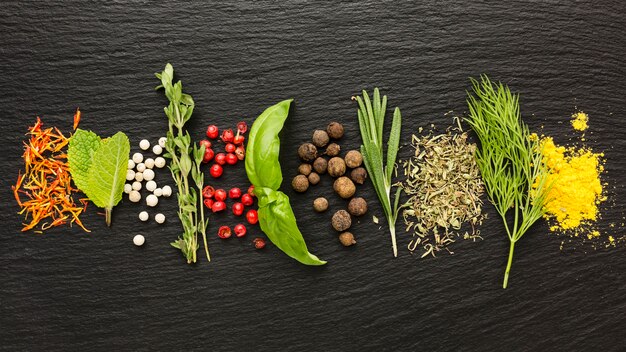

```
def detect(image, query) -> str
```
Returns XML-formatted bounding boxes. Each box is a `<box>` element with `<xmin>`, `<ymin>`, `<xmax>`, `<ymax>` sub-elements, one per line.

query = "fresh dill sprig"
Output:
<box><xmin>465</xmin><ymin>75</ymin><xmax>550</xmax><ymax>288</ymax></box>
<box><xmin>354</xmin><ymin>88</ymin><xmax>405</xmax><ymax>257</ymax></box>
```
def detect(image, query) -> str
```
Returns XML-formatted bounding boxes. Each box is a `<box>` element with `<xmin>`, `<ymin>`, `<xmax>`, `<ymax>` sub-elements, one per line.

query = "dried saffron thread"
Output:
<box><xmin>12</xmin><ymin>114</ymin><xmax>90</xmax><ymax>232</ymax></box>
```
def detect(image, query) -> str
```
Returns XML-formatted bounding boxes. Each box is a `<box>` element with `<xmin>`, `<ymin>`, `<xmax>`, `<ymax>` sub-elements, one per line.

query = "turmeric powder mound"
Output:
<box><xmin>571</xmin><ymin>111</ymin><xmax>589</xmax><ymax>132</ymax></box>
<box><xmin>539</xmin><ymin>136</ymin><xmax>605</xmax><ymax>231</ymax></box>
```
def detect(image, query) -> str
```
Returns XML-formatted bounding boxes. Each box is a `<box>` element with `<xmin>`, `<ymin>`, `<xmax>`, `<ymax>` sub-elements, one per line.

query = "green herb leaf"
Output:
<box><xmin>466</xmin><ymin>75</ymin><xmax>550</xmax><ymax>288</ymax></box>
<box><xmin>385</xmin><ymin>107</ymin><xmax>402</xmax><ymax>181</ymax></box>
<box><xmin>156</xmin><ymin>63</ymin><xmax>208</xmax><ymax>264</ymax></box>
<box><xmin>245</xmin><ymin>99</ymin><xmax>292</xmax><ymax>190</ymax></box>
<box><xmin>68</xmin><ymin>129</ymin><xmax>101</xmax><ymax>192</ymax></box>
<box><xmin>81</xmin><ymin>132</ymin><xmax>130</xmax><ymax>226</ymax></box>
<box><xmin>256</xmin><ymin>188</ymin><xmax>326</xmax><ymax>265</ymax></box>
<box><xmin>355</xmin><ymin>89</ymin><xmax>402</xmax><ymax>257</ymax></box>
<box><xmin>246</xmin><ymin>100</ymin><xmax>326</xmax><ymax>266</ymax></box>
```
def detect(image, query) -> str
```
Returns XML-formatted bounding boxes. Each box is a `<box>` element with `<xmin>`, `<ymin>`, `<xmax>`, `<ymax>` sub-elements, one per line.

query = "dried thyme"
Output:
<box><xmin>402</xmin><ymin>120</ymin><xmax>485</xmax><ymax>257</ymax></box>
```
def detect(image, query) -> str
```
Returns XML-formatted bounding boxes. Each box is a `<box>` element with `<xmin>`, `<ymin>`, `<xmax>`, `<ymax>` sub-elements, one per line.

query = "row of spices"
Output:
<box><xmin>12</xmin><ymin>66</ymin><xmax>615</xmax><ymax>288</ymax></box>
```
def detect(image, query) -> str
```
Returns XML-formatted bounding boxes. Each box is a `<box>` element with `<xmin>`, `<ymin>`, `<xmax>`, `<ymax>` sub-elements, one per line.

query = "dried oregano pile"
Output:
<box><xmin>401</xmin><ymin>122</ymin><xmax>485</xmax><ymax>257</ymax></box>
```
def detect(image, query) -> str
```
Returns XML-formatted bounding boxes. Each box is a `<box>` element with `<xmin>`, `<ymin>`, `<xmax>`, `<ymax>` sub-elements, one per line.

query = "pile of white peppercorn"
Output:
<box><xmin>125</xmin><ymin>137</ymin><xmax>173</xmax><ymax>242</ymax></box>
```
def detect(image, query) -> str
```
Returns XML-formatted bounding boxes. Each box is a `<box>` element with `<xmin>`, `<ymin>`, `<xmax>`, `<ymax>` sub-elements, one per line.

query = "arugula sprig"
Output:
<box><xmin>156</xmin><ymin>63</ymin><xmax>209</xmax><ymax>264</ymax></box>
<box><xmin>355</xmin><ymin>88</ymin><xmax>405</xmax><ymax>257</ymax></box>
<box><xmin>465</xmin><ymin>75</ymin><xmax>550</xmax><ymax>288</ymax></box>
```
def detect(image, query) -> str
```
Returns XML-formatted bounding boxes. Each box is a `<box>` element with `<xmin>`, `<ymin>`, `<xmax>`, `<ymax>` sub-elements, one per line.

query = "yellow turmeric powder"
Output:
<box><xmin>539</xmin><ymin>136</ymin><xmax>605</xmax><ymax>231</ymax></box>
<box><xmin>571</xmin><ymin>111</ymin><xmax>589</xmax><ymax>132</ymax></box>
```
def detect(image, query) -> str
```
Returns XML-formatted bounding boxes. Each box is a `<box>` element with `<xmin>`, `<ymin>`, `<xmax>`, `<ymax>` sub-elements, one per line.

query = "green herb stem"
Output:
<box><xmin>465</xmin><ymin>75</ymin><xmax>550</xmax><ymax>288</ymax></box>
<box><xmin>156</xmin><ymin>63</ymin><xmax>209</xmax><ymax>264</ymax></box>
<box><xmin>503</xmin><ymin>240</ymin><xmax>516</xmax><ymax>289</ymax></box>
<box><xmin>105</xmin><ymin>208</ymin><xmax>112</xmax><ymax>227</ymax></box>
<box><xmin>355</xmin><ymin>89</ymin><xmax>404</xmax><ymax>257</ymax></box>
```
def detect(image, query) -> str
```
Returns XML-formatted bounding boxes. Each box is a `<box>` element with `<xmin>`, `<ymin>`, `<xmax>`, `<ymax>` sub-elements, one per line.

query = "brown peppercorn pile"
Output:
<box><xmin>292</xmin><ymin>121</ymin><xmax>369</xmax><ymax>250</ymax></box>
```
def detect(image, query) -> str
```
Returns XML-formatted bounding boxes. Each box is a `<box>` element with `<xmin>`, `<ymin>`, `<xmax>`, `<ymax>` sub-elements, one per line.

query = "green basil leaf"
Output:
<box><xmin>245</xmin><ymin>99</ymin><xmax>292</xmax><ymax>190</ymax></box>
<box><xmin>257</xmin><ymin>189</ymin><xmax>326</xmax><ymax>266</ymax></box>
<box><xmin>246</xmin><ymin>100</ymin><xmax>326</xmax><ymax>266</ymax></box>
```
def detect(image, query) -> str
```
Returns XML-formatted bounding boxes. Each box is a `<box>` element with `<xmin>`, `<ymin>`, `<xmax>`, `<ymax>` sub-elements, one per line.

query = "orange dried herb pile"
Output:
<box><xmin>12</xmin><ymin>113</ymin><xmax>90</xmax><ymax>233</ymax></box>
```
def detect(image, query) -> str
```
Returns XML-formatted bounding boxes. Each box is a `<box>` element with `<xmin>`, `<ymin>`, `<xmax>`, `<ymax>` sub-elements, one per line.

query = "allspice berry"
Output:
<box><xmin>313</xmin><ymin>197</ymin><xmax>329</xmax><ymax>212</ymax></box>
<box><xmin>292</xmin><ymin>175</ymin><xmax>309</xmax><ymax>192</ymax></box>
<box><xmin>350</xmin><ymin>167</ymin><xmax>367</xmax><ymax>185</ymax></box>
<box><xmin>312</xmin><ymin>130</ymin><xmax>330</xmax><ymax>148</ymax></box>
<box><xmin>333</xmin><ymin>176</ymin><xmax>356</xmax><ymax>199</ymax></box>
<box><xmin>313</xmin><ymin>157</ymin><xmax>328</xmax><ymax>174</ymax></box>
<box><xmin>345</xmin><ymin>150</ymin><xmax>363</xmax><ymax>168</ymax></box>
<box><xmin>331</xmin><ymin>210</ymin><xmax>352</xmax><ymax>231</ymax></box>
<box><xmin>327</xmin><ymin>122</ymin><xmax>344</xmax><ymax>139</ymax></box>
<box><xmin>327</xmin><ymin>157</ymin><xmax>346</xmax><ymax>178</ymax></box>
<box><xmin>298</xmin><ymin>163</ymin><xmax>312</xmax><ymax>176</ymax></box>
<box><xmin>308</xmin><ymin>172</ymin><xmax>320</xmax><ymax>185</ymax></box>
<box><xmin>326</xmin><ymin>143</ymin><xmax>341</xmax><ymax>157</ymax></box>
<box><xmin>348</xmin><ymin>197</ymin><xmax>368</xmax><ymax>216</ymax></box>
<box><xmin>339</xmin><ymin>232</ymin><xmax>356</xmax><ymax>247</ymax></box>
<box><xmin>298</xmin><ymin>143</ymin><xmax>317</xmax><ymax>162</ymax></box>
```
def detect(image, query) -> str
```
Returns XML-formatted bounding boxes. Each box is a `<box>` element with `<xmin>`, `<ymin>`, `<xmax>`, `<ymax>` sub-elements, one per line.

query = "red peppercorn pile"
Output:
<box><xmin>201</xmin><ymin>121</ymin><xmax>248</xmax><ymax>179</ymax></box>
<box><xmin>200</xmin><ymin>121</ymin><xmax>267</xmax><ymax>250</ymax></box>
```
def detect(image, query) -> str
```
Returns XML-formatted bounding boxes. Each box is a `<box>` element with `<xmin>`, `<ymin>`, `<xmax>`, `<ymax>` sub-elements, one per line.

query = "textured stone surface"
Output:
<box><xmin>1</xmin><ymin>1</ymin><xmax>625</xmax><ymax>351</ymax></box>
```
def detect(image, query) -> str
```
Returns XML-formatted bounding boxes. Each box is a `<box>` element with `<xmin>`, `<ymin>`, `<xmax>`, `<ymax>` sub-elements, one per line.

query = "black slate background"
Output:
<box><xmin>1</xmin><ymin>1</ymin><xmax>625</xmax><ymax>351</ymax></box>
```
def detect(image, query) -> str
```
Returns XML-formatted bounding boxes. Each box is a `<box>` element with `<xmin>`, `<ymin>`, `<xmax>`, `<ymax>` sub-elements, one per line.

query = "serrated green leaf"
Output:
<box><xmin>85</xmin><ymin>132</ymin><xmax>130</xmax><ymax>212</ymax></box>
<box><xmin>68</xmin><ymin>129</ymin><xmax>101</xmax><ymax>192</ymax></box>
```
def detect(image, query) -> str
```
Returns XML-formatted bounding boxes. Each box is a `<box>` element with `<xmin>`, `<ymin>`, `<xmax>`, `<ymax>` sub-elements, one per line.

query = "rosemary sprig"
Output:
<box><xmin>354</xmin><ymin>88</ymin><xmax>405</xmax><ymax>257</ymax></box>
<box><xmin>155</xmin><ymin>63</ymin><xmax>209</xmax><ymax>264</ymax></box>
<box><xmin>465</xmin><ymin>75</ymin><xmax>550</xmax><ymax>288</ymax></box>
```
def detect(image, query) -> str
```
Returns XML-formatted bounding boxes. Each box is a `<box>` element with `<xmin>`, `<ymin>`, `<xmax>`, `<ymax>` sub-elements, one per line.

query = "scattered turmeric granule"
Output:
<box><xmin>587</xmin><ymin>230</ymin><xmax>601</xmax><ymax>240</ymax></box>
<box><xmin>538</xmin><ymin>136</ymin><xmax>605</xmax><ymax>231</ymax></box>
<box><xmin>571</xmin><ymin>111</ymin><xmax>589</xmax><ymax>132</ymax></box>
<box><xmin>607</xmin><ymin>236</ymin><xmax>616</xmax><ymax>247</ymax></box>
<box><xmin>12</xmin><ymin>114</ymin><xmax>90</xmax><ymax>233</ymax></box>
